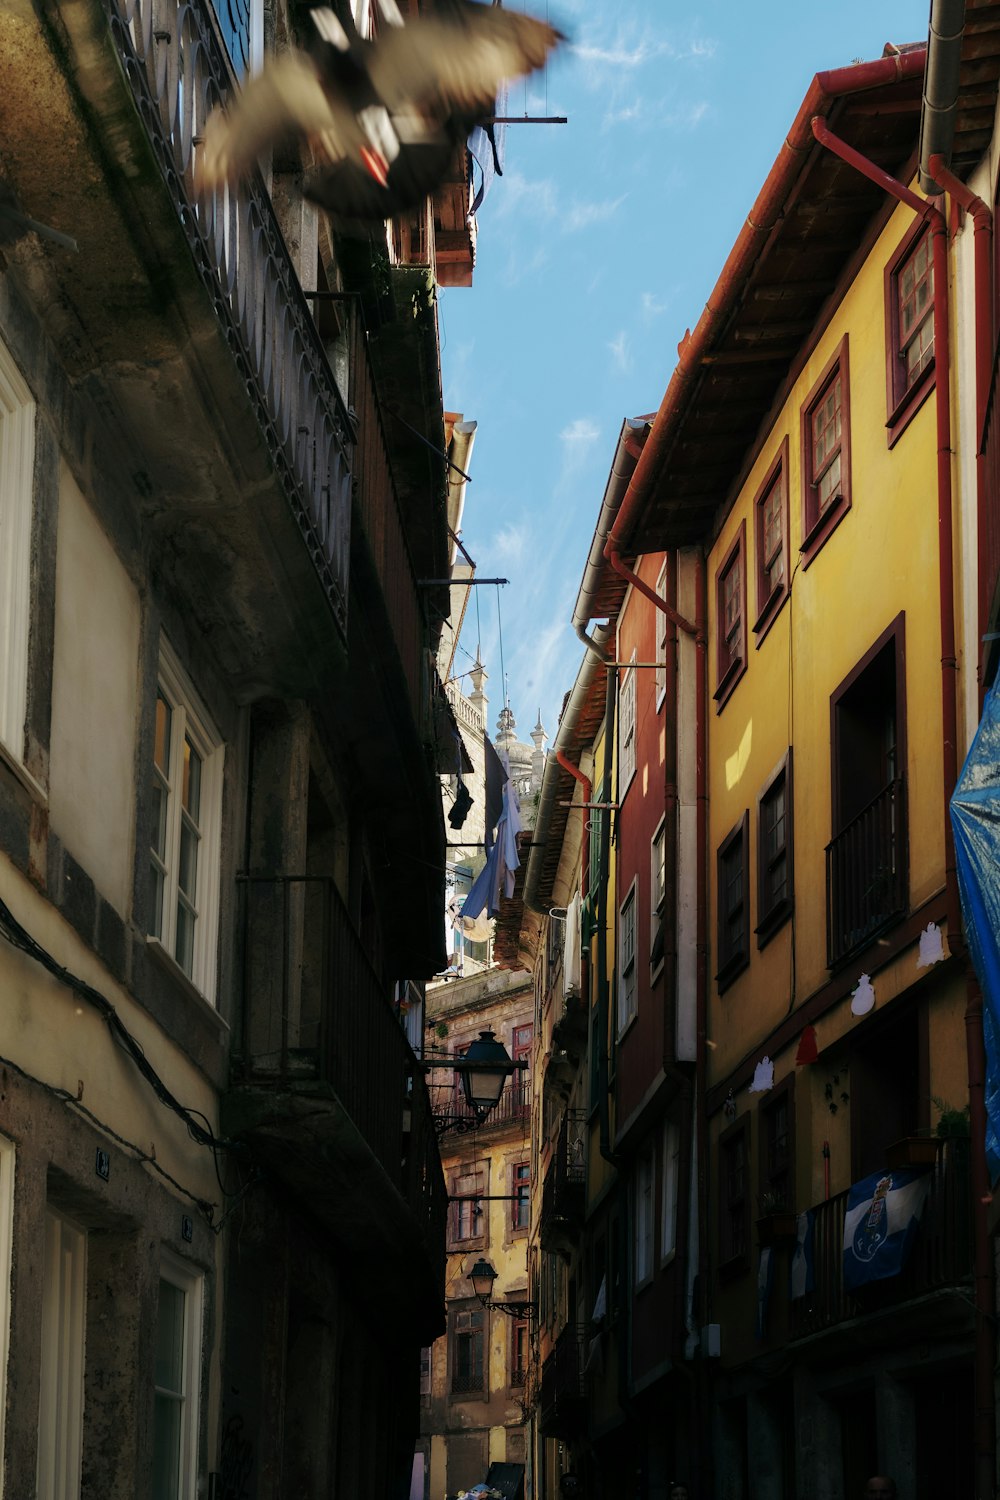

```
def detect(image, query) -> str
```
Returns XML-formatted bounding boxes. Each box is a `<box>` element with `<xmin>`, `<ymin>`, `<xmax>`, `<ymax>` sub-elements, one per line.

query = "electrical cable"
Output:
<box><xmin>0</xmin><ymin>893</ymin><xmax>242</xmax><ymax>1158</ymax></box>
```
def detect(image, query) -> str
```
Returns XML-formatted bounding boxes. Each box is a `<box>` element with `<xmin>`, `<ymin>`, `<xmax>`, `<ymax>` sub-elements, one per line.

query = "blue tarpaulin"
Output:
<box><xmin>468</xmin><ymin>87</ymin><xmax>507</xmax><ymax>214</ymax></box>
<box><xmin>950</xmin><ymin>675</ymin><xmax>1000</xmax><ymax>1181</ymax></box>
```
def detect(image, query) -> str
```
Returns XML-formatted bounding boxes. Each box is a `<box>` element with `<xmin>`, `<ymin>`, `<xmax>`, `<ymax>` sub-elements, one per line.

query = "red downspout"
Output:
<box><xmin>555</xmin><ymin>749</ymin><xmax>592</xmax><ymax>901</ymax></box>
<box><xmin>813</xmin><ymin>119</ymin><xmax>994</xmax><ymax>1500</ymax></box>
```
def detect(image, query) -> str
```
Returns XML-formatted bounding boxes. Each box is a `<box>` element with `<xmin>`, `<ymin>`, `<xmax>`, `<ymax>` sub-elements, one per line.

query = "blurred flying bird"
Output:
<box><xmin>197</xmin><ymin>1</ymin><xmax>563</xmax><ymax>221</ymax></box>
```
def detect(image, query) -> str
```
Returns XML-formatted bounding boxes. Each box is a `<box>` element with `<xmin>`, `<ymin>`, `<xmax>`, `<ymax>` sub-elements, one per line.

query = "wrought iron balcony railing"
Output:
<box><xmin>789</xmin><ymin>1138</ymin><xmax>972</xmax><ymax>1340</ymax></box>
<box><xmin>107</xmin><ymin>0</ymin><xmax>353</xmax><ymax>632</ymax></box>
<box><xmin>826</xmin><ymin>778</ymin><xmax>907</xmax><ymax>966</ymax></box>
<box><xmin>539</xmin><ymin>1322</ymin><xmax>587</xmax><ymax>1436</ymax></box>
<box><xmin>540</xmin><ymin>1110</ymin><xmax>586</xmax><ymax>1251</ymax></box>
<box><xmin>236</xmin><ymin>875</ymin><xmax>446</xmax><ymax>1249</ymax></box>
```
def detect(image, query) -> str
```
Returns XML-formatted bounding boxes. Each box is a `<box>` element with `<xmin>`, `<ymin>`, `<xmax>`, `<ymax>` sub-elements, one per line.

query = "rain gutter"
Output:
<box><xmin>572</xmin><ymin>417</ymin><xmax>652</xmax><ymax>659</ymax></box>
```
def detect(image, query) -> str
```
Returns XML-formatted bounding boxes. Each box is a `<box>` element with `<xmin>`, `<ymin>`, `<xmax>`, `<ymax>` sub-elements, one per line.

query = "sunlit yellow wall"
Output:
<box><xmin>707</xmin><ymin>195</ymin><xmax>948</xmax><ymax>1078</ymax></box>
<box><xmin>704</xmin><ymin>190</ymin><xmax>970</xmax><ymax>1370</ymax></box>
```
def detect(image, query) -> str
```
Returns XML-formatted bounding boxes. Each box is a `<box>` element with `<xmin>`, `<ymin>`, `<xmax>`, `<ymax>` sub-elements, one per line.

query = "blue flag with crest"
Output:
<box><xmin>842</xmin><ymin>1168</ymin><xmax>930</xmax><ymax>1291</ymax></box>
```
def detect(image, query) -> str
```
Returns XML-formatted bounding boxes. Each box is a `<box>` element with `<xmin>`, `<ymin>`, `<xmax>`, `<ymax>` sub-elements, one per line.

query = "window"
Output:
<box><xmin>714</xmin><ymin>524</ymin><xmax>747</xmax><ymax>708</ymax></box>
<box><xmin>828</xmin><ymin>615</ymin><xmax>907</xmax><ymax>966</ymax></box>
<box><xmin>619</xmin><ymin>651</ymin><xmax>637</xmax><ymax>791</ymax></box>
<box><xmin>655</xmin><ymin>560</ymin><xmax>668</xmax><ymax>707</ymax></box>
<box><xmin>617</xmin><ymin>881</ymin><xmax>637</xmax><ymax>1033</ymax></box>
<box><xmin>510</xmin><ymin>1318</ymin><xmax>529</xmax><ymax>1389</ymax></box>
<box><xmin>511</xmin><ymin>1161</ymin><xmax>530</xmax><ymax>1232</ymax></box>
<box><xmin>451</xmin><ymin>1306</ymin><xmax>485</xmax><ymax>1397</ymax></box>
<box><xmin>753</xmin><ymin>440</ymin><xmax>790</xmax><ymax>639</ymax></box>
<box><xmin>719</xmin><ymin>1116</ymin><xmax>750</xmax><ymax>1271</ymax></box>
<box><xmin>716</xmin><ymin>814</ymin><xmax>749</xmax><ymax>990</ymax></box>
<box><xmin>512</xmin><ymin>1023</ymin><xmax>532</xmax><ymax>1115</ymax></box>
<box><xmin>760</xmin><ymin>1080</ymin><xmax>794</xmax><ymax>1212</ymax></box>
<box><xmin>419</xmin><ymin>1346</ymin><xmax>432</xmax><ymax>1398</ymax></box>
<box><xmin>661</xmin><ymin>1121</ymin><xmax>680</xmax><ymax>1264</ymax></box>
<box><xmin>214</xmin><ymin>0</ymin><xmax>263</xmax><ymax>77</ymax></box>
<box><xmin>449</xmin><ymin>1168</ymin><xmax>485</xmax><ymax>1245</ymax></box>
<box><xmin>801</xmin><ymin>338</ymin><xmax>851</xmax><ymax>563</ymax></box>
<box><xmin>0</xmin><ymin>337</ymin><xmax>36</xmax><ymax>765</ymax></box>
<box><xmin>633</xmin><ymin>1147</ymin><xmax>655</xmax><ymax>1288</ymax></box>
<box><xmin>153</xmin><ymin>1257</ymin><xmax>203</xmax><ymax>1500</ymax></box>
<box><xmin>650</xmin><ymin>820</ymin><xmax>666</xmax><ymax>973</ymax></box>
<box><xmin>37</xmin><ymin>1211</ymin><xmax>86</xmax><ymax>1500</ymax></box>
<box><xmin>148</xmin><ymin>640</ymin><xmax>224</xmax><ymax>1001</ymax></box>
<box><xmin>756</xmin><ymin>751</ymin><xmax>793</xmax><ymax>946</ymax></box>
<box><xmin>885</xmin><ymin>220</ymin><xmax>936</xmax><ymax>442</ymax></box>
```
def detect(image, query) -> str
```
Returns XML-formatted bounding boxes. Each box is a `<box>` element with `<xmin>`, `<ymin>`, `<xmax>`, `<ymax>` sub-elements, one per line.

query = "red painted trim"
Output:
<box><xmin>883</xmin><ymin>213</ymin><xmax>938</xmax><ymax>447</ymax></box>
<box><xmin>751</xmin><ymin>436</ymin><xmax>791</xmax><ymax>643</ymax></box>
<box><xmin>601</xmin><ymin>48</ymin><xmax>926</xmax><ymax>573</ymax></box>
<box><xmin>799</xmin><ymin>335</ymin><xmax>852</xmax><ymax>568</ymax></box>
<box><xmin>713</xmin><ymin>521</ymin><xmax>747</xmax><ymax>710</ymax></box>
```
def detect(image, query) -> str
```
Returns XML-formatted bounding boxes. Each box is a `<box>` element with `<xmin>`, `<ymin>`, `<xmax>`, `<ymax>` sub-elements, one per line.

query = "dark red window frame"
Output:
<box><xmin>884</xmin><ymin>215</ymin><xmax>937</xmax><ymax>448</ymax></box>
<box><xmin>753</xmin><ymin>438</ymin><xmax>790</xmax><ymax>644</ymax></box>
<box><xmin>800</xmin><ymin>336</ymin><xmax>851</xmax><ymax>567</ymax></box>
<box><xmin>758</xmin><ymin>1074</ymin><xmax>795</xmax><ymax>1213</ymax></box>
<box><xmin>756</xmin><ymin>749</ymin><xmax>793</xmax><ymax>948</ymax></box>
<box><xmin>714</xmin><ymin>522</ymin><xmax>747</xmax><ymax>710</ymax></box>
<box><xmin>511</xmin><ymin>1160</ymin><xmax>530</xmax><ymax>1232</ymax></box>
<box><xmin>718</xmin><ymin>1112</ymin><xmax>751</xmax><ymax>1276</ymax></box>
<box><xmin>716</xmin><ymin>811</ymin><xmax>749</xmax><ymax>991</ymax></box>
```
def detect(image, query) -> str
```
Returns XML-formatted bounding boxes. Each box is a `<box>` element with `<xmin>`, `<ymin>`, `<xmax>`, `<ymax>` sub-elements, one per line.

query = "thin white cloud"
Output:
<box><xmin>609</xmin><ymin>331</ymin><xmax>630</xmax><ymax>373</ymax></box>
<box><xmin>560</xmin><ymin>417</ymin><xmax>600</xmax><ymax>450</ymax></box>
<box><xmin>491</xmin><ymin>522</ymin><xmax>529</xmax><ymax>563</ymax></box>
<box><xmin>564</xmin><ymin>194</ymin><xmax>627</xmax><ymax>232</ymax></box>
<box><xmin>603</xmin><ymin>99</ymin><xmax>644</xmax><ymax>130</ymax></box>
<box><xmin>641</xmin><ymin>292</ymin><xmax>667</xmax><ymax>318</ymax></box>
<box><xmin>492</xmin><ymin>170</ymin><xmax>558</xmax><ymax>221</ymax></box>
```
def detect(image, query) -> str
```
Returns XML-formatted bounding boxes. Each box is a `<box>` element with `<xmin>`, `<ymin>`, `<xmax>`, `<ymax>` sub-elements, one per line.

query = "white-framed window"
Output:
<box><xmin>660</xmin><ymin>1121</ymin><xmax>680</xmax><ymax>1264</ymax></box>
<box><xmin>148</xmin><ymin>639</ymin><xmax>224</xmax><ymax>1003</ymax></box>
<box><xmin>617</xmin><ymin>881</ymin><xmax>637</xmax><ymax>1034</ymax></box>
<box><xmin>0</xmin><ymin>337</ymin><xmax>36</xmax><ymax>765</ymax></box>
<box><xmin>37</xmin><ymin>1210</ymin><xmax>86</xmax><ymax>1500</ymax></box>
<box><xmin>154</xmin><ymin>1254</ymin><xmax>204</xmax><ymax>1500</ymax></box>
<box><xmin>618</xmin><ymin>650</ymin><xmax>637</xmax><ymax>793</ymax></box>
<box><xmin>0</xmin><ymin>1137</ymin><xmax>14</xmax><ymax>1500</ymax></box>
<box><xmin>651</xmin><ymin>820</ymin><xmax>666</xmax><ymax>922</ymax></box>
<box><xmin>655</xmin><ymin>561</ymin><xmax>668</xmax><ymax>709</ymax></box>
<box><xmin>634</xmin><ymin>1148</ymin><xmax>655</xmax><ymax>1287</ymax></box>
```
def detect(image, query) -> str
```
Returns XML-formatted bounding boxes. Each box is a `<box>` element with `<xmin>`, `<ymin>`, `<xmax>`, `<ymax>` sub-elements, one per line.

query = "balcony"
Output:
<box><xmin>227</xmin><ymin>875</ymin><xmax>446</xmax><ymax>1340</ymax></box>
<box><xmin>437</xmin><ymin>1078</ymin><xmax>531</xmax><ymax>1135</ymax></box>
<box><xmin>539</xmin><ymin>1111</ymin><xmax>586</xmax><ymax>1255</ymax></box>
<box><xmin>538</xmin><ymin>1323</ymin><xmax>587</xmax><ymax>1437</ymax></box>
<box><xmin>789</xmin><ymin>1139</ymin><xmax>972</xmax><ymax>1341</ymax></box>
<box><xmin>826</xmin><ymin>779</ymin><xmax>907</xmax><ymax>967</ymax></box>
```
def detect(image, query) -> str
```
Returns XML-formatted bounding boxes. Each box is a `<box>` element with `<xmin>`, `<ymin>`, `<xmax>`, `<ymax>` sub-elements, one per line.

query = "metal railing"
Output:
<box><xmin>107</xmin><ymin>0</ymin><xmax>353</xmax><ymax>632</ymax></box>
<box><xmin>442</xmin><ymin>1078</ymin><xmax>531</xmax><ymax>1132</ymax></box>
<box><xmin>540</xmin><ymin>1110</ymin><xmax>586</xmax><ymax>1242</ymax></box>
<box><xmin>347</xmin><ymin>310</ymin><xmax>426</xmax><ymax>717</ymax></box>
<box><xmin>826</xmin><ymin>779</ymin><xmax>907</xmax><ymax>966</ymax></box>
<box><xmin>789</xmin><ymin>1138</ymin><xmax>972</xmax><ymax>1339</ymax></box>
<box><xmin>238</xmin><ymin>876</ymin><xmax>418</xmax><ymax>1186</ymax></box>
<box><xmin>539</xmin><ymin>1323</ymin><xmax>588</xmax><ymax>1436</ymax></box>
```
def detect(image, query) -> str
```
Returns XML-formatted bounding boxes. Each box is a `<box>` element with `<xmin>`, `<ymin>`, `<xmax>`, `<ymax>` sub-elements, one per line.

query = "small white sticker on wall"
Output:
<box><xmin>916</xmin><ymin>921</ymin><xmax>945</xmax><ymax>969</ymax></box>
<box><xmin>749</xmin><ymin>1055</ymin><xmax>774</xmax><ymax>1093</ymax></box>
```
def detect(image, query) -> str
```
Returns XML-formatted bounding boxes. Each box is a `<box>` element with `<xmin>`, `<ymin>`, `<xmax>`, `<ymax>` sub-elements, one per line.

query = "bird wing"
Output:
<box><xmin>197</xmin><ymin>52</ymin><xmax>349</xmax><ymax>190</ymax></box>
<box><xmin>367</xmin><ymin>4</ymin><xmax>563</xmax><ymax>118</ymax></box>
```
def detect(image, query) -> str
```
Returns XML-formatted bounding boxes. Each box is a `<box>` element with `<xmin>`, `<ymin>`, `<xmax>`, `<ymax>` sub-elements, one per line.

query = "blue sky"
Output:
<box><xmin>439</xmin><ymin>0</ymin><xmax>926</xmax><ymax>748</ymax></box>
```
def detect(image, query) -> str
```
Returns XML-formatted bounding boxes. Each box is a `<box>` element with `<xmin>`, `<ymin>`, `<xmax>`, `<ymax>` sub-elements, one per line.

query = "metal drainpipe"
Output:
<box><xmin>555</xmin><ymin>749</ymin><xmax>592</xmax><ymax>903</ymax></box>
<box><xmin>917</xmin><ymin>0</ymin><xmax>968</xmax><ymax>195</ymax></box>
<box><xmin>813</xmin><ymin>116</ymin><xmax>995</xmax><ymax>1500</ymax></box>
<box><xmin>927</xmin><ymin>154</ymin><xmax>994</xmax><ymax>687</ymax></box>
<box><xmin>597</xmin><ymin>658</ymin><xmax>618</xmax><ymax>1169</ymax></box>
<box><xmin>692</xmin><ymin>553</ymin><xmax>712</xmax><ymax>1500</ymax></box>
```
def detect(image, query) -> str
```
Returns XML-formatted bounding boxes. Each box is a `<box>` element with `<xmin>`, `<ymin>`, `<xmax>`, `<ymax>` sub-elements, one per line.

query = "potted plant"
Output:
<box><xmin>884</xmin><ymin>1134</ymin><xmax>941</xmax><ymax>1170</ymax></box>
<box><xmin>756</xmin><ymin>1191</ymin><xmax>797</xmax><ymax>1247</ymax></box>
<box><xmin>933</xmin><ymin>1098</ymin><xmax>971</xmax><ymax>1140</ymax></box>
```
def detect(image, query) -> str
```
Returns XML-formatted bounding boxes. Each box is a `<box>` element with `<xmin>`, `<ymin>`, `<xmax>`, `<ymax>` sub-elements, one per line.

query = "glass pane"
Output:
<box><xmin>155</xmin><ymin>1279</ymin><xmax>185</xmax><ymax>1391</ymax></box>
<box><xmin>149</xmin><ymin>863</ymin><xmax>164</xmax><ymax>940</ymax></box>
<box><xmin>154</xmin><ymin>696</ymin><xmax>171</xmax><ymax>776</ymax></box>
<box><xmin>182</xmin><ymin>740</ymin><xmax>202</xmax><ymax>822</ymax></box>
<box><xmin>151</xmin><ymin>780</ymin><xmax>167</xmax><ymax>861</ymax></box>
<box><xmin>175</xmin><ymin>902</ymin><xmax>195</xmax><ymax>977</ymax></box>
<box><xmin>178</xmin><ymin>818</ymin><xmax>200</xmax><ymax>902</ymax></box>
<box><xmin>152</xmin><ymin>1393</ymin><xmax>182</xmax><ymax>1500</ymax></box>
